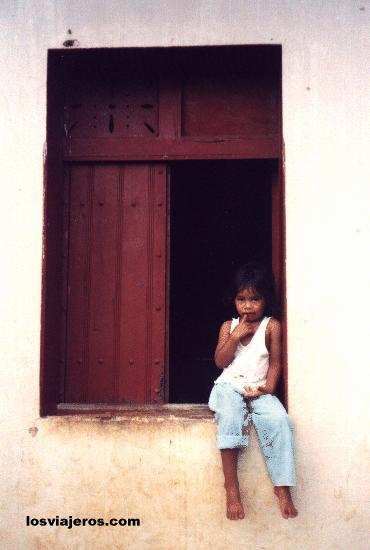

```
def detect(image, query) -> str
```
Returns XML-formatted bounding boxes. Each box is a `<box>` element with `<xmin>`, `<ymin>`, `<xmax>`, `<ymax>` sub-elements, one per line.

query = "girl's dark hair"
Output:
<box><xmin>225</xmin><ymin>261</ymin><xmax>280</xmax><ymax>318</ymax></box>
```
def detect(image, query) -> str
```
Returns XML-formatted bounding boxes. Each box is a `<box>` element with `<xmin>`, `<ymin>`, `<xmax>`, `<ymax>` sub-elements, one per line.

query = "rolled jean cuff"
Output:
<box><xmin>217</xmin><ymin>433</ymin><xmax>249</xmax><ymax>449</ymax></box>
<box><xmin>272</xmin><ymin>479</ymin><xmax>296</xmax><ymax>487</ymax></box>
<box><xmin>269</xmin><ymin>470</ymin><xmax>296</xmax><ymax>486</ymax></box>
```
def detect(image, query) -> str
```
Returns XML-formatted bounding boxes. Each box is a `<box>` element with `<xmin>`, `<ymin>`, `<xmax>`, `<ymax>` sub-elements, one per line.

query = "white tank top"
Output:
<box><xmin>214</xmin><ymin>316</ymin><xmax>271</xmax><ymax>394</ymax></box>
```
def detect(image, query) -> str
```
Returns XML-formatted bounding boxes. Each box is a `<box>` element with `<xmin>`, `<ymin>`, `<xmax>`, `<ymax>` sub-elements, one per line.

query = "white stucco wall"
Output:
<box><xmin>1</xmin><ymin>1</ymin><xmax>369</xmax><ymax>549</ymax></box>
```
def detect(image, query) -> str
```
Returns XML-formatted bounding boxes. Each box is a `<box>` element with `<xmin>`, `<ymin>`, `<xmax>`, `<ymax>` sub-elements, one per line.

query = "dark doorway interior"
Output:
<box><xmin>169</xmin><ymin>160</ymin><xmax>277</xmax><ymax>403</ymax></box>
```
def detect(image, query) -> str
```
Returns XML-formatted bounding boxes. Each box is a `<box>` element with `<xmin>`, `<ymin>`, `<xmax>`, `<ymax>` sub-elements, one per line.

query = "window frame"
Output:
<box><xmin>40</xmin><ymin>45</ymin><xmax>286</xmax><ymax>416</ymax></box>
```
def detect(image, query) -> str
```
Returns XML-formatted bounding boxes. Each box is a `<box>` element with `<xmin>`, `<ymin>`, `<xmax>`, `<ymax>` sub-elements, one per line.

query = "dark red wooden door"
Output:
<box><xmin>63</xmin><ymin>163</ymin><xmax>167</xmax><ymax>404</ymax></box>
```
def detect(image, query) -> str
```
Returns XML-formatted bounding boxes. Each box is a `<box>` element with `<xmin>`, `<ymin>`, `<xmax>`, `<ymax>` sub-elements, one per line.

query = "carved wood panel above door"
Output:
<box><xmin>59</xmin><ymin>46</ymin><xmax>281</xmax><ymax>161</ymax></box>
<box><xmin>64</xmin><ymin>76</ymin><xmax>159</xmax><ymax>139</ymax></box>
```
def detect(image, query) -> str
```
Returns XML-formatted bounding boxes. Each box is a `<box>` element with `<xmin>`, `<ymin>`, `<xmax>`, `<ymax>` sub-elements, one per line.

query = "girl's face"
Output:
<box><xmin>234</xmin><ymin>286</ymin><xmax>266</xmax><ymax>322</ymax></box>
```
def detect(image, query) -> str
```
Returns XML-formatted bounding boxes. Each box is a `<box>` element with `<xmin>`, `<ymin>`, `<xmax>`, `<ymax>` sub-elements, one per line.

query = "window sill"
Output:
<box><xmin>54</xmin><ymin>403</ymin><xmax>214</xmax><ymax>422</ymax></box>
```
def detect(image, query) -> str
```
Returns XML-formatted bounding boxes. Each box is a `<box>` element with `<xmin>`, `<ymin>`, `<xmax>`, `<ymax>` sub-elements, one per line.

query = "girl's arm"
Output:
<box><xmin>243</xmin><ymin>318</ymin><xmax>282</xmax><ymax>396</ymax></box>
<box><xmin>214</xmin><ymin>320</ymin><xmax>239</xmax><ymax>368</ymax></box>
<box><xmin>215</xmin><ymin>317</ymin><xmax>259</xmax><ymax>368</ymax></box>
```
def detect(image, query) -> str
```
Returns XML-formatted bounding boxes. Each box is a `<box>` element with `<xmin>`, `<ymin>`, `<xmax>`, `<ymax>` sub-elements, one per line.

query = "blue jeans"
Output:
<box><xmin>208</xmin><ymin>381</ymin><xmax>296</xmax><ymax>486</ymax></box>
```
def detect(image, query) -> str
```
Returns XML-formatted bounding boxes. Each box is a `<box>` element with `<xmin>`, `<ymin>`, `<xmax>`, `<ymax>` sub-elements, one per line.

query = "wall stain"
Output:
<box><xmin>28</xmin><ymin>426</ymin><xmax>38</xmax><ymax>437</ymax></box>
<box><xmin>344</xmin><ymin>508</ymin><xmax>356</xmax><ymax>521</ymax></box>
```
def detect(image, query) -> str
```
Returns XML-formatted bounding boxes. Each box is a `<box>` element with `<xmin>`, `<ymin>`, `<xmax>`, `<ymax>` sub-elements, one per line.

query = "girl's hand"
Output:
<box><xmin>243</xmin><ymin>383</ymin><xmax>273</xmax><ymax>398</ymax></box>
<box><xmin>243</xmin><ymin>386</ymin><xmax>263</xmax><ymax>398</ymax></box>
<box><xmin>231</xmin><ymin>315</ymin><xmax>257</xmax><ymax>341</ymax></box>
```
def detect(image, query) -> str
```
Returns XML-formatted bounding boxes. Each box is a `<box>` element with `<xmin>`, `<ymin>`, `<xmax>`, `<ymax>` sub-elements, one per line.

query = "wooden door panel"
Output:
<box><xmin>149</xmin><ymin>166</ymin><xmax>167</xmax><ymax>402</ymax></box>
<box><xmin>181</xmin><ymin>74</ymin><xmax>279</xmax><ymax>138</ymax></box>
<box><xmin>88</xmin><ymin>165</ymin><xmax>121</xmax><ymax>402</ymax></box>
<box><xmin>118</xmin><ymin>164</ymin><xmax>167</xmax><ymax>404</ymax></box>
<box><xmin>119</xmin><ymin>165</ymin><xmax>150</xmax><ymax>403</ymax></box>
<box><xmin>64</xmin><ymin>163</ymin><xmax>167</xmax><ymax>404</ymax></box>
<box><xmin>64</xmin><ymin>164</ymin><xmax>91</xmax><ymax>403</ymax></box>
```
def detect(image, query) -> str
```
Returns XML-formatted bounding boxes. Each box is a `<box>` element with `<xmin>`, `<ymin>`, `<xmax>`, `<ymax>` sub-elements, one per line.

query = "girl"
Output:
<box><xmin>208</xmin><ymin>262</ymin><xmax>298</xmax><ymax>520</ymax></box>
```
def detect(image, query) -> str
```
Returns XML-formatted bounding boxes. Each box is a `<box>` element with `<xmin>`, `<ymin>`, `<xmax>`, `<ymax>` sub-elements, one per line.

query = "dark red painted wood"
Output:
<box><xmin>271</xmin><ymin>59</ymin><xmax>288</xmax><ymax>407</ymax></box>
<box><xmin>271</xmin><ymin>161</ymin><xmax>286</xmax><ymax>407</ymax></box>
<box><xmin>40</xmin><ymin>53</ymin><xmax>65</xmax><ymax>416</ymax></box>
<box><xmin>118</xmin><ymin>164</ymin><xmax>167</xmax><ymax>404</ymax></box>
<box><xmin>149</xmin><ymin>165</ymin><xmax>167</xmax><ymax>403</ymax></box>
<box><xmin>164</xmin><ymin>168</ymin><xmax>171</xmax><ymax>403</ymax></box>
<box><xmin>64</xmin><ymin>165</ymin><xmax>92</xmax><ymax>402</ymax></box>
<box><xmin>181</xmin><ymin>73</ymin><xmax>278</xmax><ymax>138</ymax></box>
<box><xmin>63</xmin><ymin>137</ymin><xmax>279</xmax><ymax>161</ymax></box>
<box><xmin>63</xmin><ymin>163</ymin><xmax>167</xmax><ymax>404</ymax></box>
<box><xmin>42</xmin><ymin>45</ymin><xmax>283</xmax><ymax>414</ymax></box>
<box><xmin>61</xmin><ymin>45</ymin><xmax>281</xmax><ymax>161</ymax></box>
<box><xmin>90</xmin><ymin>165</ymin><xmax>122</xmax><ymax>402</ymax></box>
<box><xmin>279</xmin><ymin>149</ymin><xmax>289</xmax><ymax>408</ymax></box>
<box><xmin>158</xmin><ymin>75</ymin><xmax>181</xmax><ymax>139</ymax></box>
<box><xmin>271</xmin><ymin>171</ymin><xmax>282</xmax><ymax>297</ymax></box>
<box><xmin>63</xmin><ymin>74</ymin><xmax>159</xmax><ymax>139</ymax></box>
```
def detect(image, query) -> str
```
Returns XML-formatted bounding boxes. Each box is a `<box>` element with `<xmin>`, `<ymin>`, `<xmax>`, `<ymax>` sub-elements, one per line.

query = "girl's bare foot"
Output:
<box><xmin>224</xmin><ymin>483</ymin><xmax>245</xmax><ymax>520</ymax></box>
<box><xmin>274</xmin><ymin>486</ymin><xmax>298</xmax><ymax>519</ymax></box>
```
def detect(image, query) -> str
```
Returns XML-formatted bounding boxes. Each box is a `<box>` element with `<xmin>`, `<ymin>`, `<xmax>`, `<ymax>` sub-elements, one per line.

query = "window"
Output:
<box><xmin>41</xmin><ymin>45</ymin><xmax>285</xmax><ymax>415</ymax></box>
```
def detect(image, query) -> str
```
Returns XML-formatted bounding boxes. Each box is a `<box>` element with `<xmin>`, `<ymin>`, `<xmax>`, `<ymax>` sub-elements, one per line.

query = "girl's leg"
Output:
<box><xmin>221</xmin><ymin>449</ymin><xmax>245</xmax><ymax>520</ymax></box>
<box><xmin>209</xmin><ymin>383</ymin><xmax>249</xmax><ymax>520</ymax></box>
<box><xmin>249</xmin><ymin>394</ymin><xmax>298</xmax><ymax>519</ymax></box>
<box><xmin>273</xmin><ymin>486</ymin><xmax>297</xmax><ymax>519</ymax></box>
